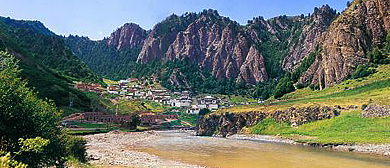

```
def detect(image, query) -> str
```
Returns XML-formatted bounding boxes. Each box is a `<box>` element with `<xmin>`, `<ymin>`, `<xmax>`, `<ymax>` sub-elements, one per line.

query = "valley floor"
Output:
<box><xmin>84</xmin><ymin>130</ymin><xmax>204</xmax><ymax>168</ymax></box>
<box><xmin>82</xmin><ymin>130</ymin><xmax>390</xmax><ymax>168</ymax></box>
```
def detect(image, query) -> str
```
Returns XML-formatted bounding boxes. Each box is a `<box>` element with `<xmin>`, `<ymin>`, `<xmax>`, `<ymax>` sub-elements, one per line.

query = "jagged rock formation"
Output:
<box><xmin>65</xmin><ymin>23</ymin><xmax>146</xmax><ymax>78</ymax></box>
<box><xmin>107</xmin><ymin>23</ymin><xmax>147</xmax><ymax>51</ymax></box>
<box><xmin>135</xmin><ymin>7</ymin><xmax>336</xmax><ymax>85</ymax></box>
<box><xmin>300</xmin><ymin>0</ymin><xmax>390</xmax><ymax>89</ymax></box>
<box><xmin>197</xmin><ymin>106</ymin><xmax>339</xmax><ymax>137</ymax></box>
<box><xmin>138</xmin><ymin>10</ymin><xmax>269</xmax><ymax>84</ymax></box>
<box><xmin>282</xmin><ymin>5</ymin><xmax>337</xmax><ymax>71</ymax></box>
<box><xmin>65</xmin><ymin>0</ymin><xmax>390</xmax><ymax>90</ymax></box>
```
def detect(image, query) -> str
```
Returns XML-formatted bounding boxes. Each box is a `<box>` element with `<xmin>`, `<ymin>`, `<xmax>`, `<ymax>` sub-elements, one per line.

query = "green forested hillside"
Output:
<box><xmin>0</xmin><ymin>16</ymin><xmax>101</xmax><ymax>111</ymax></box>
<box><xmin>65</xmin><ymin>35</ymin><xmax>141</xmax><ymax>80</ymax></box>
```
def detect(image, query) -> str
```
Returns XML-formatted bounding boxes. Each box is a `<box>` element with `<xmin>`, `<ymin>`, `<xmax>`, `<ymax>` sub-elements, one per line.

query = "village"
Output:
<box><xmin>73</xmin><ymin>77</ymin><xmax>239</xmax><ymax>114</ymax></box>
<box><xmin>68</xmin><ymin>77</ymin><xmax>259</xmax><ymax>131</ymax></box>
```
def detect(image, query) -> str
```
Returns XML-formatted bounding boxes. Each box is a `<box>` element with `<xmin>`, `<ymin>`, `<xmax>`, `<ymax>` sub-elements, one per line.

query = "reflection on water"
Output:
<box><xmin>135</xmin><ymin>131</ymin><xmax>390</xmax><ymax>168</ymax></box>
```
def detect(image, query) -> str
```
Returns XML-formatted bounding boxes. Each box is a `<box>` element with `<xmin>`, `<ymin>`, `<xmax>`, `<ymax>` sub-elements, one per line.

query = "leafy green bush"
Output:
<box><xmin>351</xmin><ymin>64</ymin><xmax>375</xmax><ymax>79</ymax></box>
<box><xmin>199</xmin><ymin>108</ymin><xmax>211</xmax><ymax>116</ymax></box>
<box><xmin>64</xmin><ymin>136</ymin><xmax>87</xmax><ymax>162</ymax></box>
<box><xmin>309</xmin><ymin>84</ymin><xmax>320</xmax><ymax>91</ymax></box>
<box><xmin>291</xmin><ymin>51</ymin><xmax>317</xmax><ymax>82</ymax></box>
<box><xmin>369</xmin><ymin>47</ymin><xmax>387</xmax><ymax>64</ymax></box>
<box><xmin>0</xmin><ymin>153</ymin><xmax>27</xmax><ymax>168</ymax></box>
<box><xmin>296</xmin><ymin>83</ymin><xmax>308</xmax><ymax>89</ymax></box>
<box><xmin>0</xmin><ymin>51</ymin><xmax>86</xmax><ymax>167</ymax></box>
<box><xmin>274</xmin><ymin>77</ymin><xmax>295</xmax><ymax>99</ymax></box>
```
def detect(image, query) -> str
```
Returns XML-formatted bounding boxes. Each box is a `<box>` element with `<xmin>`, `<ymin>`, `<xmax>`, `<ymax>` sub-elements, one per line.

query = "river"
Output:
<box><xmin>134</xmin><ymin>131</ymin><xmax>390</xmax><ymax>168</ymax></box>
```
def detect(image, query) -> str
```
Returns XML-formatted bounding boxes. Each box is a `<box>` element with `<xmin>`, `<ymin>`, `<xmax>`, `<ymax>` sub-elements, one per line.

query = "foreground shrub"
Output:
<box><xmin>0</xmin><ymin>51</ymin><xmax>86</xmax><ymax>167</ymax></box>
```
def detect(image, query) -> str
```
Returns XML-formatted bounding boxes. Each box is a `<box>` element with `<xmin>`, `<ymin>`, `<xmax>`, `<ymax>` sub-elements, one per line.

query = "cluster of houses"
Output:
<box><xmin>74</xmin><ymin>82</ymin><xmax>103</xmax><ymax>93</ymax></box>
<box><xmin>74</xmin><ymin>78</ymin><xmax>228</xmax><ymax>114</ymax></box>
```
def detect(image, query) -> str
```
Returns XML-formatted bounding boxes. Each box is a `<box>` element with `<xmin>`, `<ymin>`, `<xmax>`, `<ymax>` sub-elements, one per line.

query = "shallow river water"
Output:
<box><xmin>135</xmin><ymin>131</ymin><xmax>390</xmax><ymax>168</ymax></box>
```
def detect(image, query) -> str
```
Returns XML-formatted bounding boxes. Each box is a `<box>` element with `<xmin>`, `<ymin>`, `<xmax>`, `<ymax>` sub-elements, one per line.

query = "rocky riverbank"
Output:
<box><xmin>83</xmin><ymin>129</ymin><xmax>390</xmax><ymax>168</ymax></box>
<box><xmin>196</xmin><ymin>103</ymin><xmax>390</xmax><ymax>157</ymax></box>
<box><xmin>197</xmin><ymin>106</ymin><xmax>342</xmax><ymax>137</ymax></box>
<box><xmin>84</xmin><ymin>130</ymin><xmax>204</xmax><ymax>168</ymax></box>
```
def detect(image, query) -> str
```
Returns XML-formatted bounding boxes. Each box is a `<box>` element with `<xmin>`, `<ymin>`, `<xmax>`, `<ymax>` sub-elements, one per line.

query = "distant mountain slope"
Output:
<box><xmin>137</xmin><ymin>8</ymin><xmax>336</xmax><ymax>84</ymax></box>
<box><xmin>0</xmin><ymin>16</ymin><xmax>100</xmax><ymax>111</ymax></box>
<box><xmin>65</xmin><ymin>0</ymin><xmax>390</xmax><ymax>99</ymax></box>
<box><xmin>64</xmin><ymin>23</ymin><xmax>147</xmax><ymax>79</ymax></box>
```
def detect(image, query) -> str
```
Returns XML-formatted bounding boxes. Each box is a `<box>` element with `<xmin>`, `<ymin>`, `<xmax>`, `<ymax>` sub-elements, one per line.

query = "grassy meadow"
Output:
<box><xmin>249</xmin><ymin>110</ymin><xmax>390</xmax><ymax>144</ymax></box>
<box><xmin>217</xmin><ymin>65</ymin><xmax>390</xmax><ymax>144</ymax></box>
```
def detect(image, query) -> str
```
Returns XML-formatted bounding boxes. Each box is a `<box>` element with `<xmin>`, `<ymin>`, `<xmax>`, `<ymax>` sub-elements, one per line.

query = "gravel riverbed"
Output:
<box><xmin>84</xmin><ymin>130</ymin><xmax>390</xmax><ymax>168</ymax></box>
<box><xmin>84</xmin><ymin>130</ymin><xmax>205</xmax><ymax>168</ymax></box>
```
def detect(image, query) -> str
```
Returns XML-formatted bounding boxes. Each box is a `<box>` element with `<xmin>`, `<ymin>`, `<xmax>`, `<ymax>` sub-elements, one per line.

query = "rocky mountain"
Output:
<box><xmin>300</xmin><ymin>0</ymin><xmax>390</xmax><ymax>89</ymax></box>
<box><xmin>107</xmin><ymin>23</ymin><xmax>147</xmax><ymax>51</ymax></box>
<box><xmin>64</xmin><ymin>0</ymin><xmax>390</xmax><ymax>98</ymax></box>
<box><xmin>136</xmin><ymin>8</ymin><xmax>337</xmax><ymax>85</ymax></box>
<box><xmin>282</xmin><ymin>5</ymin><xmax>337</xmax><ymax>71</ymax></box>
<box><xmin>137</xmin><ymin>10</ymin><xmax>269</xmax><ymax>84</ymax></box>
<box><xmin>65</xmin><ymin>23</ymin><xmax>147</xmax><ymax>79</ymax></box>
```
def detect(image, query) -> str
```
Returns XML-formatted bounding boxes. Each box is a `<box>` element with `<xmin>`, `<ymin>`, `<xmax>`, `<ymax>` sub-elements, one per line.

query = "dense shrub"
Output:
<box><xmin>64</xmin><ymin>136</ymin><xmax>87</xmax><ymax>162</ymax></box>
<box><xmin>121</xmin><ymin>114</ymin><xmax>141</xmax><ymax>130</ymax></box>
<box><xmin>274</xmin><ymin>77</ymin><xmax>295</xmax><ymax>99</ymax></box>
<box><xmin>296</xmin><ymin>83</ymin><xmax>308</xmax><ymax>89</ymax></box>
<box><xmin>309</xmin><ymin>84</ymin><xmax>320</xmax><ymax>91</ymax></box>
<box><xmin>0</xmin><ymin>51</ymin><xmax>86</xmax><ymax>167</ymax></box>
<box><xmin>351</xmin><ymin>64</ymin><xmax>375</xmax><ymax>79</ymax></box>
<box><xmin>199</xmin><ymin>108</ymin><xmax>211</xmax><ymax>116</ymax></box>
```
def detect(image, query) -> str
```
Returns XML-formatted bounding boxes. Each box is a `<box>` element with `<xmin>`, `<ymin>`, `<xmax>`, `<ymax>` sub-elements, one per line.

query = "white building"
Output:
<box><xmin>170</xmin><ymin>99</ymin><xmax>192</xmax><ymax>107</ymax></box>
<box><xmin>197</xmin><ymin>95</ymin><xmax>220</xmax><ymax>110</ymax></box>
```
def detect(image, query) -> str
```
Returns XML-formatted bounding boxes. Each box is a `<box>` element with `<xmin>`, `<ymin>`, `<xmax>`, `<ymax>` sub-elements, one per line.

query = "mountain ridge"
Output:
<box><xmin>0</xmin><ymin>16</ymin><xmax>101</xmax><ymax>111</ymax></box>
<box><xmin>64</xmin><ymin>0</ymin><xmax>390</xmax><ymax>98</ymax></box>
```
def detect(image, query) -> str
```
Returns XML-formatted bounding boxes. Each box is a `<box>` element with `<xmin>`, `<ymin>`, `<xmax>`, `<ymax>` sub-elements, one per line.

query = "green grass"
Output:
<box><xmin>216</xmin><ymin>64</ymin><xmax>390</xmax><ymax>114</ymax></box>
<box><xmin>169</xmin><ymin>120</ymin><xmax>182</xmax><ymax>126</ymax></box>
<box><xmin>67</xmin><ymin>127</ymin><xmax>142</xmax><ymax>135</ymax></box>
<box><xmin>68</xmin><ymin>129</ymin><xmax>110</xmax><ymax>135</ymax></box>
<box><xmin>66</xmin><ymin>156</ymin><xmax>97</xmax><ymax>168</ymax></box>
<box><xmin>249</xmin><ymin>118</ymin><xmax>293</xmax><ymax>135</ymax></box>
<box><xmin>216</xmin><ymin>95</ymin><xmax>257</xmax><ymax>104</ymax></box>
<box><xmin>103</xmin><ymin>78</ymin><xmax>117</xmax><ymax>85</ymax></box>
<box><xmin>178</xmin><ymin>113</ymin><xmax>198</xmax><ymax>126</ymax></box>
<box><xmin>75</xmin><ymin>123</ymin><xmax>108</xmax><ymax>128</ymax></box>
<box><xmin>249</xmin><ymin>110</ymin><xmax>390</xmax><ymax>144</ymax></box>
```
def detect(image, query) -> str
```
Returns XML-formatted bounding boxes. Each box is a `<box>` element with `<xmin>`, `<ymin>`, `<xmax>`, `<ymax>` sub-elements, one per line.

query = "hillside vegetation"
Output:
<box><xmin>231</xmin><ymin>64</ymin><xmax>390</xmax><ymax>144</ymax></box>
<box><xmin>0</xmin><ymin>51</ymin><xmax>86</xmax><ymax>167</ymax></box>
<box><xmin>249</xmin><ymin>110</ymin><xmax>390</xmax><ymax>144</ymax></box>
<box><xmin>216</xmin><ymin>63</ymin><xmax>390</xmax><ymax>114</ymax></box>
<box><xmin>0</xmin><ymin>17</ymin><xmax>102</xmax><ymax>112</ymax></box>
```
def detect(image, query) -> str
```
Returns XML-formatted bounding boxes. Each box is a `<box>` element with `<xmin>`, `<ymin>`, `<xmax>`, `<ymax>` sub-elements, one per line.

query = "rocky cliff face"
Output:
<box><xmin>67</xmin><ymin>0</ymin><xmax>390</xmax><ymax>90</ymax></box>
<box><xmin>197</xmin><ymin>106</ymin><xmax>339</xmax><ymax>137</ymax></box>
<box><xmin>300</xmin><ymin>0</ymin><xmax>390</xmax><ymax>88</ymax></box>
<box><xmin>138</xmin><ymin>10</ymin><xmax>268</xmax><ymax>84</ymax></box>
<box><xmin>107</xmin><ymin>23</ymin><xmax>147</xmax><ymax>51</ymax></box>
<box><xmin>282</xmin><ymin>5</ymin><xmax>336</xmax><ymax>71</ymax></box>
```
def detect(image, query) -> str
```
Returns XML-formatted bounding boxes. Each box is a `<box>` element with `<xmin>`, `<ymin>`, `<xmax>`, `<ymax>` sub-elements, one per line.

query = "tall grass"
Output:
<box><xmin>250</xmin><ymin>110</ymin><xmax>390</xmax><ymax>144</ymax></box>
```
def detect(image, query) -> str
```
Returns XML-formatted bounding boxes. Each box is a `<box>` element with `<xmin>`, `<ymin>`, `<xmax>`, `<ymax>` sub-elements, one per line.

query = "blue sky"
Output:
<box><xmin>0</xmin><ymin>0</ymin><xmax>348</xmax><ymax>40</ymax></box>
